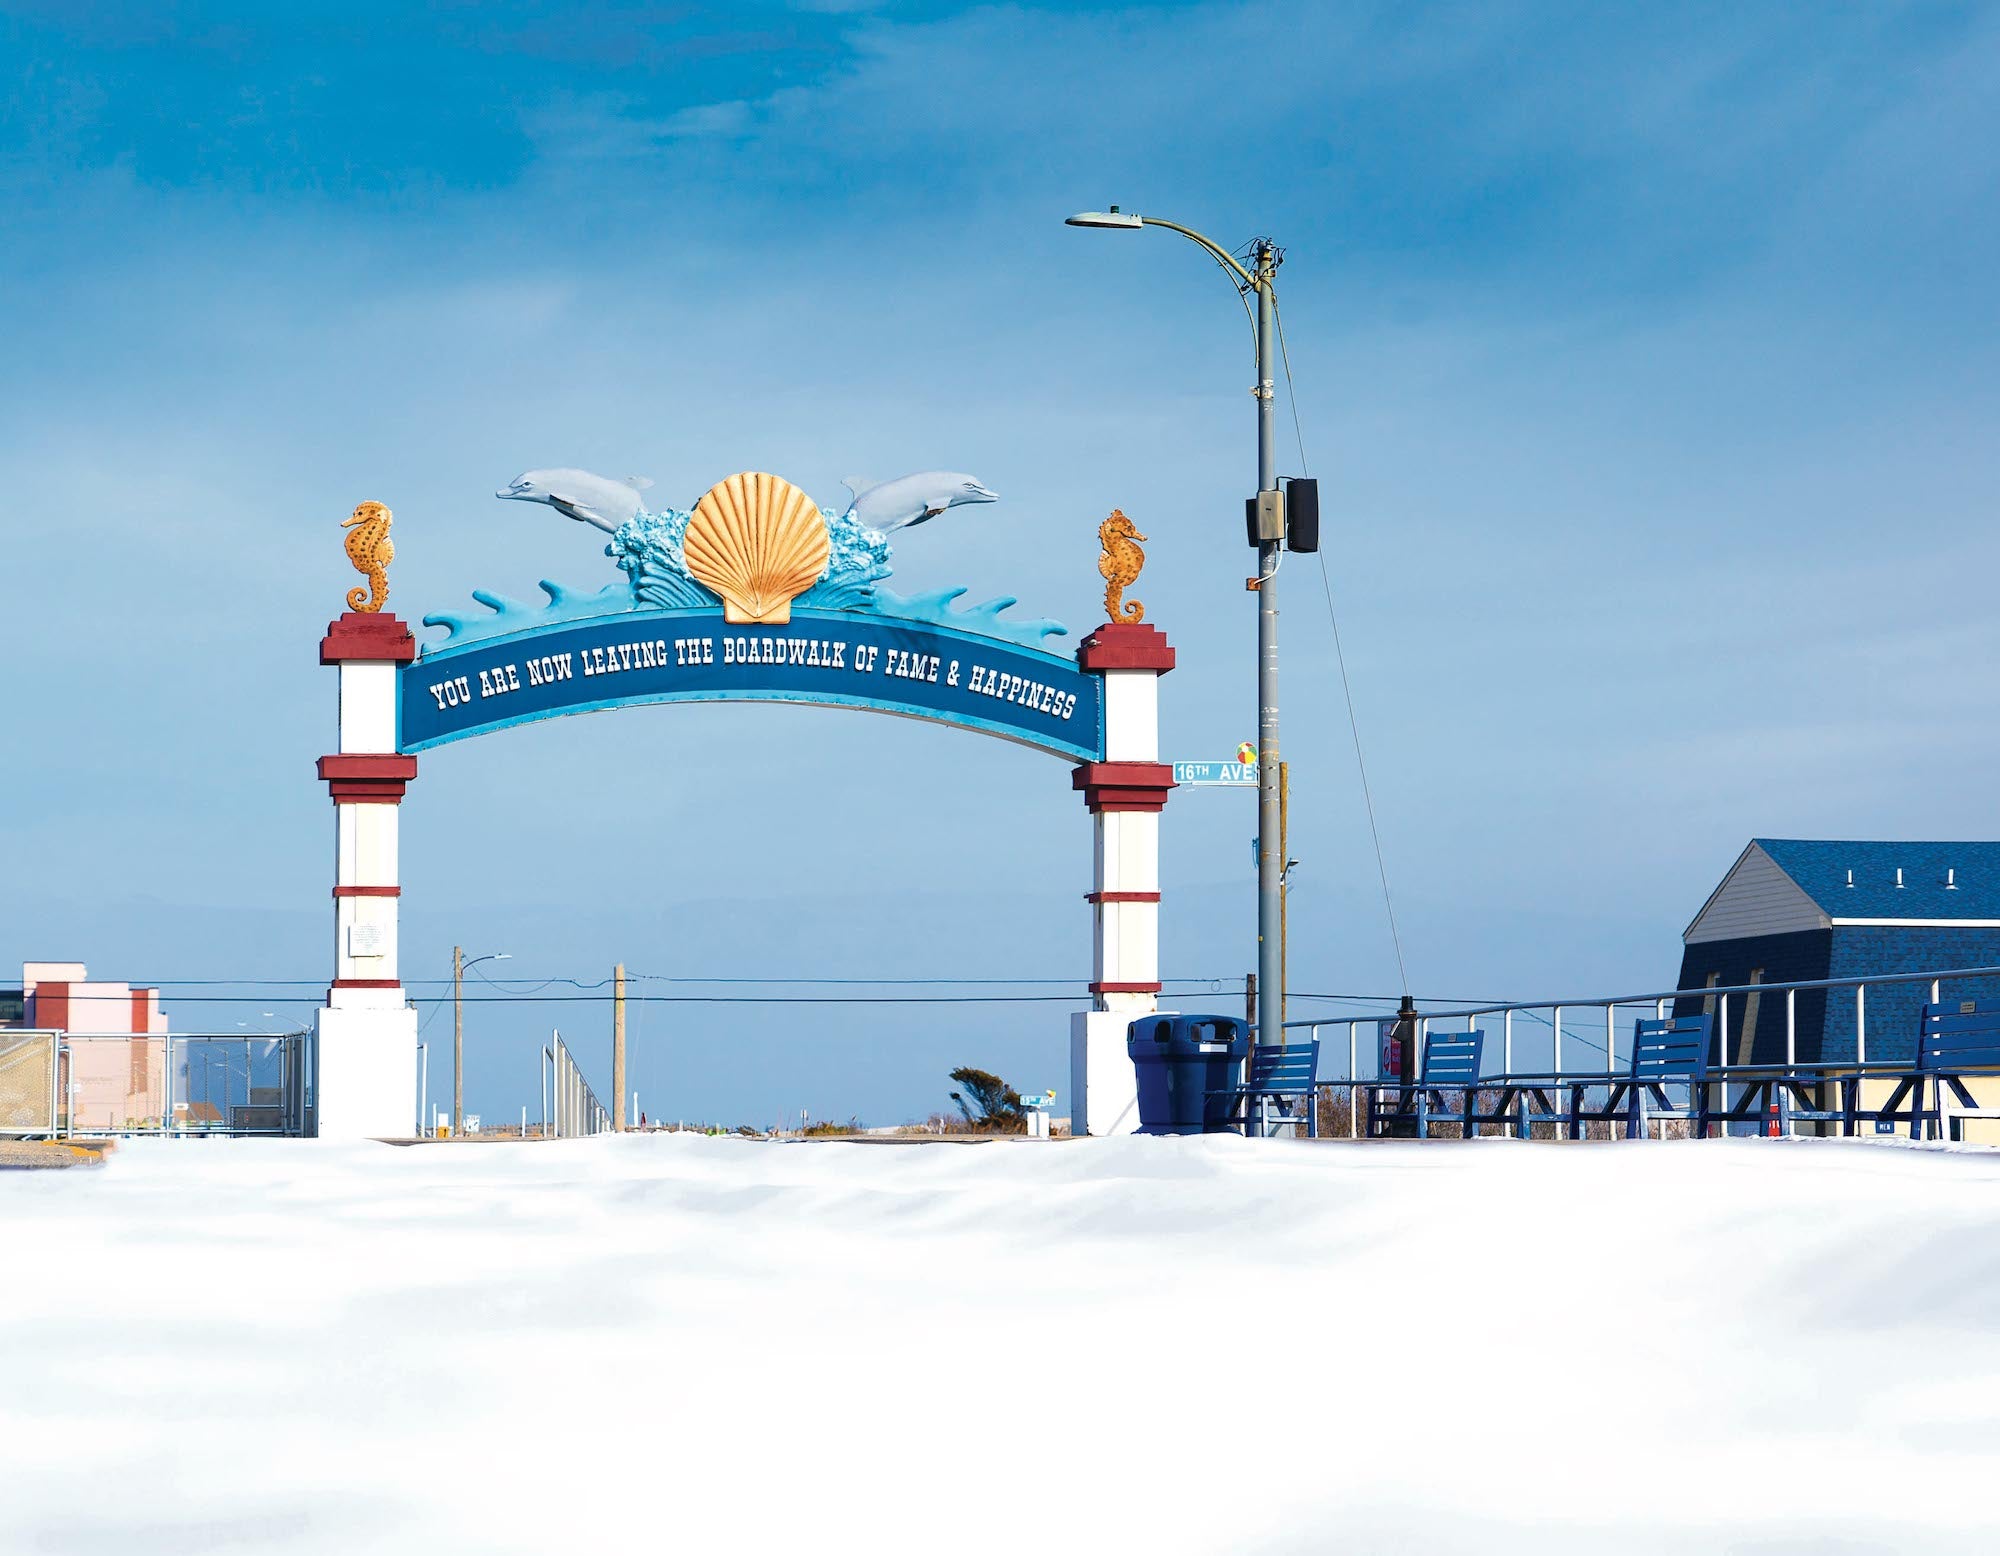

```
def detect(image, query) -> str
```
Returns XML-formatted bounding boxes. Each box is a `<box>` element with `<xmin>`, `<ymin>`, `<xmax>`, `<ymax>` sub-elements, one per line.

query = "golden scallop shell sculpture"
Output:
<box><xmin>683</xmin><ymin>472</ymin><xmax>832</xmax><ymax>625</ymax></box>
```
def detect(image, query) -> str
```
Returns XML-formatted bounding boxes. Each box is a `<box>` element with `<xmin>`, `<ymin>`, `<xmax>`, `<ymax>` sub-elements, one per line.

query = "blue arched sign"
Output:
<box><xmin>400</xmin><ymin>605</ymin><xmax>1101</xmax><ymax>761</ymax></box>
<box><xmin>397</xmin><ymin>471</ymin><xmax>1105</xmax><ymax>764</ymax></box>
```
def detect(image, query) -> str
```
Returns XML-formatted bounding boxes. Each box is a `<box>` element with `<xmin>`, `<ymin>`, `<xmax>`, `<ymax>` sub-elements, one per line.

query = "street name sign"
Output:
<box><xmin>1172</xmin><ymin>760</ymin><xmax>1259</xmax><ymax>787</ymax></box>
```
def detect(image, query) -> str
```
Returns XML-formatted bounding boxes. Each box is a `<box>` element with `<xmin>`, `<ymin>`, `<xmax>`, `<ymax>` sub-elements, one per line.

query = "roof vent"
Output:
<box><xmin>1896</xmin><ymin>868</ymin><xmax>1905</xmax><ymax>888</ymax></box>
<box><xmin>1846</xmin><ymin>869</ymin><xmax>1854</xmax><ymax>888</ymax></box>
<box><xmin>1948</xmin><ymin>868</ymin><xmax>1958</xmax><ymax>890</ymax></box>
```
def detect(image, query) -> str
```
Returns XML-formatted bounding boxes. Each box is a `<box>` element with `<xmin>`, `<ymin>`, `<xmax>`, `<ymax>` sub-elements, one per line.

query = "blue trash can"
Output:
<box><xmin>1128</xmin><ymin>1015</ymin><xmax>1249</xmax><ymax>1134</ymax></box>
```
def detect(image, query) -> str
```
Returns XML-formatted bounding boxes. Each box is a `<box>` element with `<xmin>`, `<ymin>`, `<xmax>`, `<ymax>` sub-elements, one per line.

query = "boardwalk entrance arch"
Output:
<box><xmin>313</xmin><ymin>474</ymin><xmax>1175</xmax><ymax>1139</ymax></box>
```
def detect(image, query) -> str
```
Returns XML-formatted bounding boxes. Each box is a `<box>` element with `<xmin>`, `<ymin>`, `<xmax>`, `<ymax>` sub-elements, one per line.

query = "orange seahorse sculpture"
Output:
<box><xmin>1098</xmin><ymin>509</ymin><xmax>1147</xmax><ymax>623</ymax></box>
<box><xmin>342</xmin><ymin>501</ymin><xmax>394</xmax><ymax>614</ymax></box>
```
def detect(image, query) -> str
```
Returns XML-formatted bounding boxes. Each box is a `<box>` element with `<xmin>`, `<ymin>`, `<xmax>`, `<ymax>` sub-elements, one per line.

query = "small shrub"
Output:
<box><xmin>948</xmin><ymin>1066</ymin><xmax>1024</xmax><ymax>1132</ymax></box>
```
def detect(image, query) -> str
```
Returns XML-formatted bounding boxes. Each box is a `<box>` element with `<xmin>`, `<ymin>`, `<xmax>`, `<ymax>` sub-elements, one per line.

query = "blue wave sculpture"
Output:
<box><xmin>874</xmin><ymin>587</ymin><xmax>1068</xmax><ymax>644</ymax></box>
<box><xmin>422</xmin><ymin>502</ymin><xmax>1068</xmax><ymax>651</ymax></box>
<box><xmin>422</xmin><ymin>579</ymin><xmax>635</xmax><ymax>643</ymax></box>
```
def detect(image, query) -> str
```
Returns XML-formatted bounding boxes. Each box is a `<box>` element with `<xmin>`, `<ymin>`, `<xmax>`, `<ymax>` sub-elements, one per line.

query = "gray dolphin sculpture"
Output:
<box><xmin>497</xmin><ymin>469</ymin><xmax>655</xmax><ymax>533</ymax></box>
<box><xmin>842</xmin><ymin>472</ymin><xmax>998</xmax><ymax>534</ymax></box>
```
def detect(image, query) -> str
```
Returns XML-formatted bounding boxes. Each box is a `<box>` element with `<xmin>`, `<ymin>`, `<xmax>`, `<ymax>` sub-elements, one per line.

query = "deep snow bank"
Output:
<box><xmin>5</xmin><ymin>1134</ymin><xmax>1999</xmax><ymax>1553</ymax></box>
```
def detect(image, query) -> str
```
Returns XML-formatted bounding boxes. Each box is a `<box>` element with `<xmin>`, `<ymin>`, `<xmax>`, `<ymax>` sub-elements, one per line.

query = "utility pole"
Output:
<box><xmin>1252</xmin><ymin>237</ymin><xmax>1283</xmax><ymax>1057</ymax></box>
<box><xmin>452</xmin><ymin>944</ymin><xmax>464</xmax><ymax>1136</ymax></box>
<box><xmin>450</xmin><ymin>949</ymin><xmax>507</xmax><ymax>1138</ymax></box>
<box><xmin>612</xmin><ymin>962</ymin><xmax>627</xmax><ymax>1132</ymax></box>
<box><xmin>1244</xmin><ymin>971</ymin><xmax>1257</xmax><ymax>1033</ymax></box>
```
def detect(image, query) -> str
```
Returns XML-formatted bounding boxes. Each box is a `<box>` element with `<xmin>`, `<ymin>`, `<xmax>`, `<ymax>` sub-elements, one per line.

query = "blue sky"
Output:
<box><xmin>4</xmin><ymin>0</ymin><xmax>1998</xmax><ymax>1125</ymax></box>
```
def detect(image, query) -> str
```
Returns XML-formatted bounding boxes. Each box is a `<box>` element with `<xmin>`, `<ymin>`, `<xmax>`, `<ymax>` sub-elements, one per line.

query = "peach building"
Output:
<box><xmin>16</xmin><ymin>962</ymin><xmax>171</xmax><ymax>1131</ymax></box>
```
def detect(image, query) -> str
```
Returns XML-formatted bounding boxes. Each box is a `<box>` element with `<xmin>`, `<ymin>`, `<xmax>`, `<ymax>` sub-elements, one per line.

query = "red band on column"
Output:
<box><xmin>320</xmin><ymin>612</ymin><xmax>417</xmax><ymax>665</ymax></box>
<box><xmin>1090</xmin><ymin>980</ymin><xmax>1164</xmax><ymax>996</ymax></box>
<box><xmin>1073</xmin><ymin>761</ymin><xmax>1174</xmax><ymax>814</ymax></box>
<box><xmin>1077</xmin><ymin>622</ymin><xmax>1175</xmax><ymax>674</ymax></box>
<box><xmin>333</xmin><ymin>885</ymin><xmax>402</xmax><ymax>898</ymax></box>
<box><xmin>319</xmin><ymin>753</ymin><xmax>417</xmax><ymax>804</ymax></box>
<box><xmin>331</xmin><ymin>978</ymin><xmax>404</xmax><ymax>990</ymax></box>
<box><xmin>1086</xmin><ymin>890</ymin><xmax>1161</xmax><ymax>904</ymax></box>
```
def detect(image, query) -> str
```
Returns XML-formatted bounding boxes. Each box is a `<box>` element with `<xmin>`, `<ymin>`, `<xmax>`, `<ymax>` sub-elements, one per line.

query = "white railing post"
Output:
<box><xmin>1717</xmin><ymin>991</ymin><xmax>1731</xmax><ymax>1132</ymax></box>
<box><xmin>1553</xmin><ymin>1006</ymin><xmax>1562</xmax><ymax>1077</ymax></box>
<box><xmin>1348</xmin><ymin>1021</ymin><xmax>1359</xmax><ymax>1140</ymax></box>
<box><xmin>1605</xmin><ymin>1004</ymin><xmax>1616</xmax><ymax>1077</ymax></box>
<box><xmin>1856</xmin><ymin>982</ymin><xmax>1867</xmax><ymax>1066</ymax></box>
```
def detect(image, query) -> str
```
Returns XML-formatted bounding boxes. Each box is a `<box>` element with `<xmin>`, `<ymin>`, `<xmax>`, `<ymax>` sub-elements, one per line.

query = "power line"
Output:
<box><xmin>141</xmin><ymin>987</ymin><xmax>1244</xmax><ymax>1008</ymax></box>
<box><xmin>1271</xmin><ymin>289</ymin><xmax>1411</xmax><ymax>996</ymax></box>
<box><xmin>135</xmin><ymin>974</ymin><xmax>1219</xmax><ymax>988</ymax></box>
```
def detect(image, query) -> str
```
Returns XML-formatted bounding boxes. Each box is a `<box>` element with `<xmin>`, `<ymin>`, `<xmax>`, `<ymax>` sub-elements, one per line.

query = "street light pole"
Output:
<box><xmin>452</xmin><ymin>948</ymin><xmax>510</xmax><ymax>1137</ymax></box>
<box><xmin>453</xmin><ymin>944</ymin><xmax>464</xmax><ymax>1136</ymax></box>
<box><xmin>1251</xmin><ymin>237</ymin><xmax>1283</xmax><ymax>1057</ymax></box>
<box><xmin>1066</xmin><ymin>209</ymin><xmax>1288</xmax><ymax>1057</ymax></box>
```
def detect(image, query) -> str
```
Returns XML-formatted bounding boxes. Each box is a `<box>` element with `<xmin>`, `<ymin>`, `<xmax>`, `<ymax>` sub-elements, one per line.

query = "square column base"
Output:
<box><xmin>1070</xmin><ymin>1010</ymin><xmax>1167</xmax><ymax>1138</ymax></box>
<box><xmin>313</xmin><ymin>1004</ymin><xmax>419</xmax><ymax>1140</ymax></box>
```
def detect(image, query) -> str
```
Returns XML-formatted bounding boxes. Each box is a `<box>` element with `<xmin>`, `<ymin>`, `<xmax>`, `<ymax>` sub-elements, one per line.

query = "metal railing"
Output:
<box><xmin>547</xmin><ymin>1033</ymin><xmax>611</xmax><ymax>1138</ymax></box>
<box><xmin>1279</xmin><ymin>963</ymin><xmax>2000</xmax><ymax>1141</ymax></box>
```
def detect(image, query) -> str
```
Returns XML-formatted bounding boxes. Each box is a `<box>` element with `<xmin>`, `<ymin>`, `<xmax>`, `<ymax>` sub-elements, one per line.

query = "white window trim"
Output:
<box><xmin>1828</xmin><ymin>918</ymin><xmax>2000</xmax><ymax>928</ymax></box>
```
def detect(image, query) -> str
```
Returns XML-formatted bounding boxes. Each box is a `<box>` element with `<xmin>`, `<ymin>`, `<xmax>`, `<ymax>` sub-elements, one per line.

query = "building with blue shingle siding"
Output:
<box><xmin>1675</xmin><ymin>841</ymin><xmax>2000</xmax><ymax>1066</ymax></box>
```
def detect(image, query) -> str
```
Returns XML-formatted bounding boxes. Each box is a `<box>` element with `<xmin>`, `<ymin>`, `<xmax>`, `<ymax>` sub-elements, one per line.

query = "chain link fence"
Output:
<box><xmin>0</xmin><ymin>1032</ymin><xmax>58</xmax><ymax>1135</ymax></box>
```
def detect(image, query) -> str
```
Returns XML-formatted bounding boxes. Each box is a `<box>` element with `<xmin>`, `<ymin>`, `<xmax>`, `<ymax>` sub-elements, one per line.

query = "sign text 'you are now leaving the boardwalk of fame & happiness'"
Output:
<box><xmin>400</xmin><ymin>608</ymin><xmax>1102</xmax><ymax>761</ymax></box>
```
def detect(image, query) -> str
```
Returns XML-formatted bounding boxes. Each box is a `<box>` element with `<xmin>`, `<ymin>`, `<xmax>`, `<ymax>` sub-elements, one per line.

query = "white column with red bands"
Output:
<box><xmin>315</xmin><ymin>613</ymin><xmax>422</xmax><ymax>1139</ymax></box>
<box><xmin>1069</xmin><ymin>623</ymin><xmax>1176</xmax><ymax>1136</ymax></box>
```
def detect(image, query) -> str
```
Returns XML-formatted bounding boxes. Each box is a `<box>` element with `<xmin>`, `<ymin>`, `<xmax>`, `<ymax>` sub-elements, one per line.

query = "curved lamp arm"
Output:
<box><xmin>1067</xmin><ymin>209</ymin><xmax>1258</xmax><ymax>291</ymax></box>
<box><xmin>1135</xmin><ymin>217</ymin><xmax>1257</xmax><ymax>291</ymax></box>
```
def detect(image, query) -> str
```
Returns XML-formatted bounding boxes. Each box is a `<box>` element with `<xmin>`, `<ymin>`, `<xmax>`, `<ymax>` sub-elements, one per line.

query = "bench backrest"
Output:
<box><xmin>1920</xmin><ymin>1001</ymin><xmax>2000</xmax><ymax>1072</ymax></box>
<box><xmin>1246</xmin><ymin>1041</ymin><xmax>1319</xmax><ymax>1094</ymax></box>
<box><xmin>1420</xmin><ymin>1030</ymin><xmax>1483</xmax><ymax>1088</ymax></box>
<box><xmin>1629</xmin><ymin>1015</ymin><xmax>1712</xmax><ymax>1082</ymax></box>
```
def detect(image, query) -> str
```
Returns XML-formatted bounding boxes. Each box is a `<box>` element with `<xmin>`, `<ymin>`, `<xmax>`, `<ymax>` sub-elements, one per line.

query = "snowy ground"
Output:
<box><xmin>6</xmin><ymin>1134</ymin><xmax>2000</xmax><ymax>1553</ymax></box>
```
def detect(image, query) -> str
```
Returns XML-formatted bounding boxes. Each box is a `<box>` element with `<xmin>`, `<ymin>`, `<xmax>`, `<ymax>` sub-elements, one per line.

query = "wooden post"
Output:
<box><xmin>1245</xmin><ymin>972</ymin><xmax>1257</xmax><ymax>1035</ymax></box>
<box><xmin>613</xmin><ymin>963</ymin><xmax>627</xmax><ymax>1132</ymax></box>
<box><xmin>1279</xmin><ymin>760</ymin><xmax>1290</xmax><ymax>1035</ymax></box>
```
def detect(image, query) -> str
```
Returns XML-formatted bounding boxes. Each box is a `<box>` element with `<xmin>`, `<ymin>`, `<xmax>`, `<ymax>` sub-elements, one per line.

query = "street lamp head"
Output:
<box><xmin>1066</xmin><ymin>207</ymin><xmax>1143</xmax><ymax>229</ymax></box>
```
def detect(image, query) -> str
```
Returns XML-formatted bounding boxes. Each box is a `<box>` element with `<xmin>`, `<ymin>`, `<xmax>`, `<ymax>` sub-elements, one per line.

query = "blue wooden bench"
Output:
<box><xmin>1495</xmin><ymin>1014</ymin><xmax>1727</xmax><ymax>1139</ymax></box>
<box><xmin>1369</xmin><ymin>1030</ymin><xmax>1490</xmax><ymax>1138</ymax></box>
<box><xmin>1211</xmin><ymin>1041</ymin><xmax>1320</xmax><ymax>1137</ymax></box>
<box><xmin>1568</xmin><ymin>1012</ymin><xmax>1838</xmax><ymax>1138</ymax></box>
<box><xmin>1844</xmin><ymin>1000</ymin><xmax>2000</xmax><ymax>1140</ymax></box>
<box><xmin>1595</xmin><ymin>1015</ymin><xmax>1712</xmax><ymax>1138</ymax></box>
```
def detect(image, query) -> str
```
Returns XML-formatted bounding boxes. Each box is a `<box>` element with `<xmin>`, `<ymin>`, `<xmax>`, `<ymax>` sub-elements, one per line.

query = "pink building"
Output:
<box><xmin>15</xmin><ymin>962</ymin><xmax>171</xmax><ymax>1131</ymax></box>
